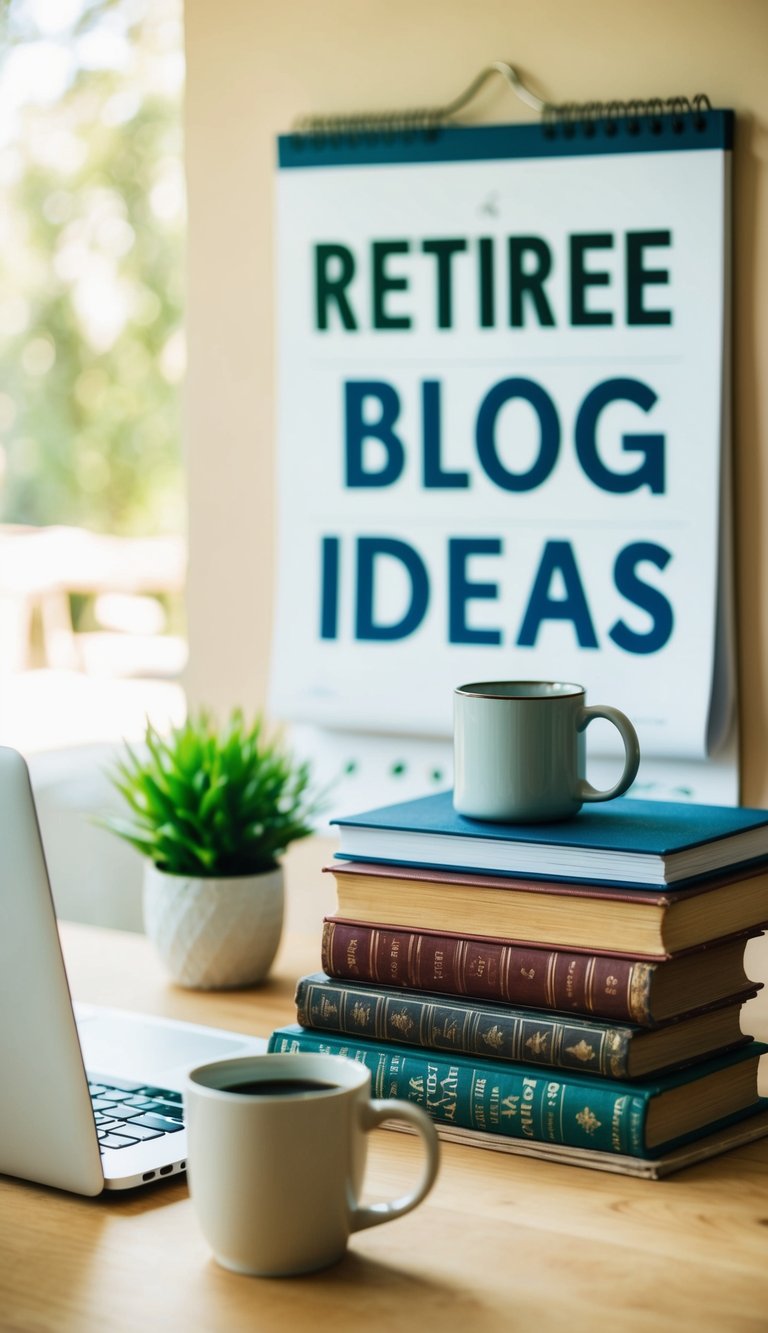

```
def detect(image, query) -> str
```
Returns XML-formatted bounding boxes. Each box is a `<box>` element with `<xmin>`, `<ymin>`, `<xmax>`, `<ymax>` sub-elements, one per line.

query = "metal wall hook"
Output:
<box><xmin>441</xmin><ymin>61</ymin><xmax>552</xmax><ymax>119</ymax></box>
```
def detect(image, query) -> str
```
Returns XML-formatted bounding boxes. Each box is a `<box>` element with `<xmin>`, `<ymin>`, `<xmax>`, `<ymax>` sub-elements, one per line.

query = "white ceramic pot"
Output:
<box><xmin>143</xmin><ymin>863</ymin><xmax>284</xmax><ymax>989</ymax></box>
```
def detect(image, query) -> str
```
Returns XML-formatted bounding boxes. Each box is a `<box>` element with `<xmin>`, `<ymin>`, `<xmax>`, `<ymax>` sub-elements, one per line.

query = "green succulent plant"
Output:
<box><xmin>103</xmin><ymin>710</ymin><xmax>320</xmax><ymax>877</ymax></box>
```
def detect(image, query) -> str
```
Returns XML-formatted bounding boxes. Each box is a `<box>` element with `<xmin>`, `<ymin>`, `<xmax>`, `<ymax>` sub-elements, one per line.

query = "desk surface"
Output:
<box><xmin>3</xmin><ymin>917</ymin><xmax>768</xmax><ymax>1333</ymax></box>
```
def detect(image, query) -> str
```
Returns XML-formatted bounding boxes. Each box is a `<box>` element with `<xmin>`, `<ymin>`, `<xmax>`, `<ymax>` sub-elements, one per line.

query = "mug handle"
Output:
<box><xmin>577</xmin><ymin>705</ymin><xmax>640</xmax><ymax>804</ymax></box>
<box><xmin>350</xmin><ymin>1099</ymin><xmax>440</xmax><ymax>1234</ymax></box>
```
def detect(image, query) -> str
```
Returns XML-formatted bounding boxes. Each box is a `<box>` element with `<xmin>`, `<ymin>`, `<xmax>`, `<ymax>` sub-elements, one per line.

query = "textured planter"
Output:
<box><xmin>143</xmin><ymin>863</ymin><xmax>284</xmax><ymax>989</ymax></box>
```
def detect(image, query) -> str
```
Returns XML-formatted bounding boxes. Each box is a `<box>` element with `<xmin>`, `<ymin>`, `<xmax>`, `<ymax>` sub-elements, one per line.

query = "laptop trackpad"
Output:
<box><xmin>74</xmin><ymin>1004</ymin><xmax>266</xmax><ymax>1087</ymax></box>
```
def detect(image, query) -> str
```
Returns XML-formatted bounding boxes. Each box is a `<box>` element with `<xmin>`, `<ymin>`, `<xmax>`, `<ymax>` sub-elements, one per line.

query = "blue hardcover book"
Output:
<box><xmin>331</xmin><ymin>791</ymin><xmax>768</xmax><ymax>888</ymax></box>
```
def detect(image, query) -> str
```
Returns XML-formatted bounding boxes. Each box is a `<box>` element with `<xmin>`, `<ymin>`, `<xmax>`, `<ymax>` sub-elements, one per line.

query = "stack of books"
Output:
<box><xmin>268</xmin><ymin>791</ymin><xmax>768</xmax><ymax>1177</ymax></box>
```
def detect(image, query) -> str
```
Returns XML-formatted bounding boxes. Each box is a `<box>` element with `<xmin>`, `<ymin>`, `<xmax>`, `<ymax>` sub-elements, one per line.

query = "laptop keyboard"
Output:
<box><xmin>88</xmin><ymin>1075</ymin><xmax>185</xmax><ymax>1154</ymax></box>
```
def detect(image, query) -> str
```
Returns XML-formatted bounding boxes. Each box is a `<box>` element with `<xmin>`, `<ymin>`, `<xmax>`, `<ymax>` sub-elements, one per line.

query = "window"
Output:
<box><xmin>0</xmin><ymin>0</ymin><xmax>186</xmax><ymax>751</ymax></box>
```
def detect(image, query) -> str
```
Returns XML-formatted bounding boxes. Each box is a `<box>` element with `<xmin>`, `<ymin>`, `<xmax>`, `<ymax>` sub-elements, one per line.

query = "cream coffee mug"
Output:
<box><xmin>185</xmin><ymin>1052</ymin><xmax>440</xmax><ymax>1277</ymax></box>
<box><xmin>453</xmin><ymin>680</ymin><xmax>640</xmax><ymax>823</ymax></box>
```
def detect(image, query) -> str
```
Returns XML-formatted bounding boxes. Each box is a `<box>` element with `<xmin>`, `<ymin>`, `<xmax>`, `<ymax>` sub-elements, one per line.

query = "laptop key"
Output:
<box><xmin>125</xmin><ymin>1098</ymin><xmax>185</xmax><ymax>1121</ymax></box>
<box><xmin>149</xmin><ymin>1102</ymin><xmax>185</xmax><ymax>1121</ymax></box>
<box><xmin>117</xmin><ymin>1123</ymin><xmax>165</xmax><ymax>1141</ymax></box>
<box><xmin>98</xmin><ymin>1132</ymin><xmax>142</xmax><ymax>1150</ymax></box>
<box><xmin>152</xmin><ymin>1089</ymin><xmax>182</xmax><ymax>1104</ymax></box>
<box><xmin>127</xmin><ymin>1113</ymin><xmax>184</xmax><ymax>1134</ymax></box>
<box><xmin>107</xmin><ymin>1107</ymin><xmax>156</xmax><ymax>1123</ymax></box>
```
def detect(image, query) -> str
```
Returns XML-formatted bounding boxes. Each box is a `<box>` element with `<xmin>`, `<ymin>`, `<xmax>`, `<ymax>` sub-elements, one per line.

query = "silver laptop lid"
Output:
<box><xmin>0</xmin><ymin>746</ymin><xmax>268</xmax><ymax>1194</ymax></box>
<box><xmin>0</xmin><ymin>746</ymin><xmax>104</xmax><ymax>1195</ymax></box>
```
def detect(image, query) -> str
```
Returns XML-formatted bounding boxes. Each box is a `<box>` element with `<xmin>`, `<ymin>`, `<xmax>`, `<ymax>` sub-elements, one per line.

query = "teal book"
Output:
<box><xmin>331</xmin><ymin>791</ymin><xmax>768</xmax><ymax>888</ymax></box>
<box><xmin>293</xmin><ymin>972</ymin><xmax>754</xmax><ymax>1080</ymax></box>
<box><xmin>267</xmin><ymin>1026</ymin><xmax>766</xmax><ymax>1157</ymax></box>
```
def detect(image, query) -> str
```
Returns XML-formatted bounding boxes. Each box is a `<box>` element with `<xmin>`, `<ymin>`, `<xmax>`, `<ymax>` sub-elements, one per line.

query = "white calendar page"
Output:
<box><xmin>270</xmin><ymin>112</ymin><xmax>736</xmax><ymax>809</ymax></box>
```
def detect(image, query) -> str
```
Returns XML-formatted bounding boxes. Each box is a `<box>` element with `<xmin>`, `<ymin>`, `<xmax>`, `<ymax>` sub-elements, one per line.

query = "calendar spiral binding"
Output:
<box><xmin>292</xmin><ymin>62</ymin><xmax>713</xmax><ymax>144</ymax></box>
<box><xmin>542</xmin><ymin>92</ymin><xmax>712</xmax><ymax>139</ymax></box>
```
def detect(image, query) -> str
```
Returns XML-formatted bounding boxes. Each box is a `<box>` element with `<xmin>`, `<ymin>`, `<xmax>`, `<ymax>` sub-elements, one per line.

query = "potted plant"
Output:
<box><xmin>103</xmin><ymin>709</ymin><xmax>320</xmax><ymax>989</ymax></box>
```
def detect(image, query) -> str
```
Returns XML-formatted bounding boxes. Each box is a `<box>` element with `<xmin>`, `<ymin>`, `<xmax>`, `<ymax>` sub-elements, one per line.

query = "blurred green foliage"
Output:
<box><xmin>0</xmin><ymin>0</ymin><xmax>185</xmax><ymax>536</ymax></box>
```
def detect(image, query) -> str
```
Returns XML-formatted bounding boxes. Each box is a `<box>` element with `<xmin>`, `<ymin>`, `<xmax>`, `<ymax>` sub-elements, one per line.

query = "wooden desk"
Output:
<box><xmin>3</xmin><ymin>922</ymin><xmax>768</xmax><ymax>1333</ymax></box>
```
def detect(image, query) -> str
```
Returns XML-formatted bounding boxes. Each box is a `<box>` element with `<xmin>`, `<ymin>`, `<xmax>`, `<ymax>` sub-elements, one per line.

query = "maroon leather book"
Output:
<box><xmin>320</xmin><ymin>917</ymin><xmax>758</xmax><ymax>1025</ymax></box>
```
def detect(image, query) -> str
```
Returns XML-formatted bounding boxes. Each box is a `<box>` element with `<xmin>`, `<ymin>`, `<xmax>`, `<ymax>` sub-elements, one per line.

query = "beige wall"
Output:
<box><xmin>183</xmin><ymin>0</ymin><xmax>768</xmax><ymax>806</ymax></box>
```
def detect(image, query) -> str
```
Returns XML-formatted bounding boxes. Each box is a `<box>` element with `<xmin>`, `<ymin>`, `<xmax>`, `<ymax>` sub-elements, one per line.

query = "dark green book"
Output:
<box><xmin>267</xmin><ymin>1025</ymin><xmax>766</xmax><ymax>1157</ymax></box>
<box><xmin>293</xmin><ymin>972</ymin><xmax>753</xmax><ymax>1080</ymax></box>
<box><xmin>387</xmin><ymin>1105</ymin><xmax>768</xmax><ymax>1178</ymax></box>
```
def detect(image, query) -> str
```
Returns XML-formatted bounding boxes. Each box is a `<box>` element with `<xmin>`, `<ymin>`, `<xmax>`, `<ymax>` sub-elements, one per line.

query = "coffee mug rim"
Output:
<box><xmin>186</xmin><ymin>1052</ymin><xmax>369</xmax><ymax>1101</ymax></box>
<box><xmin>455</xmin><ymin>680</ymin><xmax>585</xmax><ymax>700</ymax></box>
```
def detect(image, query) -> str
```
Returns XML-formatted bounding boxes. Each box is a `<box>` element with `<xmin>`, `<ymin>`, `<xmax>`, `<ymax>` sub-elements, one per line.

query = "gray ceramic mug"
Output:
<box><xmin>453</xmin><ymin>680</ymin><xmax>640</xmax><ymax>823</ymax></box>
<box><xmin>185</xmin><ymin>1052</ymin><xmax>440</xmax><ymax>1277</ymax></box>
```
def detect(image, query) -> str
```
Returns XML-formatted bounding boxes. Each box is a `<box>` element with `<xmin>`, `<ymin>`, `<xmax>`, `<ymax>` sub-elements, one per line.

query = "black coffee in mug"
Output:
<box><xmin>219</xmin><ymin>1078</ymin><xmax>337</xmax><ymax>1097</ymax></box>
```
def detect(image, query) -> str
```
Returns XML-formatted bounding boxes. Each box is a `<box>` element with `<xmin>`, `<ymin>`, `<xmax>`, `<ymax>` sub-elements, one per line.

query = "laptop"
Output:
<box><xmin>0</xmin><ymin>745</ymin><xmax>266</xmax><ymax>1195</ymax></box>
